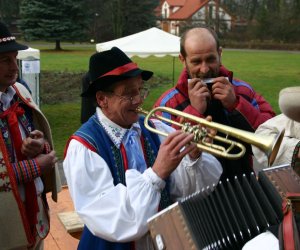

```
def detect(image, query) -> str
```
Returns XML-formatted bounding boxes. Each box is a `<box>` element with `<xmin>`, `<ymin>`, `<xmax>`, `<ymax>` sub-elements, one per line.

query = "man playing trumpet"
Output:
<box><xmin>63</xmin><ymin>47</ymin><xmax>222</xmax><ymax>249</ymax></box>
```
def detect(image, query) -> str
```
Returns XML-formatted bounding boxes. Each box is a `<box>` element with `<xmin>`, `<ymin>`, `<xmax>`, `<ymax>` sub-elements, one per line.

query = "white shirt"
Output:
<box><xmin>63</xmin><ymin>107</ymin><xmax>222</xmax><ymax>248</ymax></box>
<box><xmin>242</xmin><ymin>231</ymin><xmax>279</xmax><ymax>250</ymax></box>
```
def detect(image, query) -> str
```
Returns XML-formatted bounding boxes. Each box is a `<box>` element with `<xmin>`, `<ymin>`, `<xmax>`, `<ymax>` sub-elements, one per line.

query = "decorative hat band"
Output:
<box><xmin>0</xmin><ymin>36</ymin><xmax>16</xmax><ymax>43</ymax></box>
<box><xmin>98</xmin><ymin>62</ymin><xmax>138</xmax><ymax>79</ymax></box>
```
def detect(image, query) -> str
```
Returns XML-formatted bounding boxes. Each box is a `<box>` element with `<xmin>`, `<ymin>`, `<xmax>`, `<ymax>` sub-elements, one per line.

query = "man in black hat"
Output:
<box><xmin>0</xmin><ymin>22</ymin><xmax>61</xmax><ymax>249</ymax></box>
<box><xmin>63</xmin><ymin>47</ymin><xmax>222</xmax><ymax>249</ymax></box>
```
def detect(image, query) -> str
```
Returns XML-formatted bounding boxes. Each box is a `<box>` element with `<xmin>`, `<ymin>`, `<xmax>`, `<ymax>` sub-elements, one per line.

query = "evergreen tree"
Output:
<box><xmin>85</xmin><ymin>0</ymin><xmax>159</xmax><ymax>42</ymax></box>
<box><xmin>0</xmin><ymin>0</ymin><xmax>21</xmax><ymax>24</ymax></box>
<box><xmin>19</xmin><ymin>0</ymin><xmax>89</xmax><ymax>50</ymax></box>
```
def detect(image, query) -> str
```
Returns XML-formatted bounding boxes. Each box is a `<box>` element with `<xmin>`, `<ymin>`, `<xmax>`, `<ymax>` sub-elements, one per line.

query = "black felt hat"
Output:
<box><xmin>0</xmin><ymin>22</ymin><xmax>28</xmax><ymax>53</ymax></box>
<box><xmin>81</xmin><ymin>47</ymin><xmax>153</xmax><ymax>97</ymax></box>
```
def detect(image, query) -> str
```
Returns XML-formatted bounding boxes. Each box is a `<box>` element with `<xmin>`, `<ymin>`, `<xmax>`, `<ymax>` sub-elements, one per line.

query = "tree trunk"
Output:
<box><xmin>55</xmin><ymin>40</ymin><xmax>62</xmax><ymax>50</ymax></box>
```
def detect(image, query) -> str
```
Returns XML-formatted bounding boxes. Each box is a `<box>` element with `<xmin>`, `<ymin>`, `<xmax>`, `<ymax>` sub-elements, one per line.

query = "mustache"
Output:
<box><xmin>196</xmin><ymin>72</ymin><xmax>217</xmax><ymax>79</ymax></box>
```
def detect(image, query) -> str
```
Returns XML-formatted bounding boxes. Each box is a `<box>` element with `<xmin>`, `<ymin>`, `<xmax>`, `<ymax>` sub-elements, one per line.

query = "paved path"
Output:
<box><xmin>44</xmin><ymin>162</ymin><xmax>78</xmax><ymax>249</ymax></box>
<box><xmin>45</xmin><ymin>186</ymin><xmax>79</xmax><ymax>249</ymax></box>
<box><xmin>57</xmin><ymin>161</ymin><xmax>67</xmax><ymax>186</ymax></box>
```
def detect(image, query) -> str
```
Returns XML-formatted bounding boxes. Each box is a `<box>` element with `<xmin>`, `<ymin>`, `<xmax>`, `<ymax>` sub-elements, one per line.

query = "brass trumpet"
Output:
<box><xmin>137</xmin><ymin>106</ymin><xmax>284</xmax><ymax>166</ymax></box>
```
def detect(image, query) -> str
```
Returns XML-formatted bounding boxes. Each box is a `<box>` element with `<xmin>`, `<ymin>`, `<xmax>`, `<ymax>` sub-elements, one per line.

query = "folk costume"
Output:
<box><xmin>64</xmin><ymin>107</ymin><xmax>222</xmax><ymax>250</ymax></box>
<box><xmin>0</xmin><ymin>83</ymin><xmax>61</xmax><ymax>249</ymax></box>
<box><xmin>63</xmin><ymin>47</ymin><xmax>222</xmax><ymax>250</ymax></box>
<box><xmin>154</xmin><ymin>67</ymin><xmax>276</xmax><ymax>180</ymax></box>
<box><xmin>0</xmin><ymin>21</ymin><xmax>61</xmax><ymax>249</ymax></box>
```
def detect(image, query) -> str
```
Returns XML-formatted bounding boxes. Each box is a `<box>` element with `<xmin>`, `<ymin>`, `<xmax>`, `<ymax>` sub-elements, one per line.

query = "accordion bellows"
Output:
<box><xmin>147</xmin><ymin>164</ymin><xmax>300</xmax><ymax>250</ymax></box>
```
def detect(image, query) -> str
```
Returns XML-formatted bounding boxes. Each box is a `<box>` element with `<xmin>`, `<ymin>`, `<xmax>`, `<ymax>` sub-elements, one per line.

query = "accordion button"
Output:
<box><xmin>155</xmin><ymin>234</ymin><xmax>165</xmax><ymax>250</ymax></box>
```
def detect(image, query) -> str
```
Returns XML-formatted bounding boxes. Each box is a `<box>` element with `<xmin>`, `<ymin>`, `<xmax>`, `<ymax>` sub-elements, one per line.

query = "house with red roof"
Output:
<box><xmin>156</xmin><ymin>0</ymin><xmax>233</xmax><ymax>35</ymax></box>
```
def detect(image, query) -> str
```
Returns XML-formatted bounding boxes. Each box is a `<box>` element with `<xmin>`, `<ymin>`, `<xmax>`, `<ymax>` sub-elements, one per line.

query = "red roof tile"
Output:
<box><xmin>169</xmin><ymin>0</ymin><xmax>210</xmax><ymax>20</ymax></box>
<box><xmin>165</xmin><ymin>0</ymin><xmax>185</xmax><ymax>6</ymax></box>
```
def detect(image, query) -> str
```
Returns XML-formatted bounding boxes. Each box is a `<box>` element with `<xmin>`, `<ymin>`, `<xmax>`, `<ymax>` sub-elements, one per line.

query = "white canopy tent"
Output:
<box><xmin>17</xmin><ymin>47</ymin><xmax>40</xmax><ymax>60</ymax></box>
<box><xmin>96</xmin><ymin>27</ymin><xmax>180</xmax><ymax>57</ymax></box>
<box><xmin>17</xmin><ymin>47</ymin><xmax>40</xmax><ymax>106</ymax></box>
<box><xmin>96</xmin><ymin>27</ymin><xmax>180</xmax><ymax>83</ymax></box>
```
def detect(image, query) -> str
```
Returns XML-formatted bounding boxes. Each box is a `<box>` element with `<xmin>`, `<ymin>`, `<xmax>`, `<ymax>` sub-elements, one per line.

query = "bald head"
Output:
<box><xmin>180</xmin><ymin>27</ymin><xmax>220</xmax><ymax>58</ymax></box>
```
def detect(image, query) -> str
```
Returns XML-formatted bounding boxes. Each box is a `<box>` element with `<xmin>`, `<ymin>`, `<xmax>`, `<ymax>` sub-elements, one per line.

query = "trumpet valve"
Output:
<box><xmin>181</xmin><ymin>123</ymin><xmax>208</xmax><ymax>142</ymax></box>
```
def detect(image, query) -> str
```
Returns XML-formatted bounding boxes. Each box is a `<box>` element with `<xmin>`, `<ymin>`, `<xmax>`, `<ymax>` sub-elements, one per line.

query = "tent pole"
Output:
<box><xmin>172</xmin><ymin>57</ymin><xmax>175</xmax><ymax>86</ymax></box>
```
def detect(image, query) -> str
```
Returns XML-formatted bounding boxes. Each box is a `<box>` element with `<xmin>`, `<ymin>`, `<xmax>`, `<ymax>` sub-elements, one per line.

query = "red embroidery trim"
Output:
<box><xmin>64</xmin><ymin>135</ymin><xmax>97</xmax><ymax>159</ymax></box>
<box><xmin>120</xmin><ymin>144</ymin><xmax>128</xmax><ymax>171</ymax></box>
<box><xmin>140</xmin><ymin>135</ymin><xmax>147</xmax><ymax>166</ymax></box>
<box><xmin>98</xmin><ymin>62</ymin><xmax>138</xmax><ymax>79</ymax></box>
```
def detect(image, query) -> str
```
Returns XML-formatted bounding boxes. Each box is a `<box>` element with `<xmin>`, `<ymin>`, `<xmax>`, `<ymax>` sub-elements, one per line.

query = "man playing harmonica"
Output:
<box><xmin>154</xmin><ymin>27</ymin><xmax>275</xmax><ymax>180</ymax></box>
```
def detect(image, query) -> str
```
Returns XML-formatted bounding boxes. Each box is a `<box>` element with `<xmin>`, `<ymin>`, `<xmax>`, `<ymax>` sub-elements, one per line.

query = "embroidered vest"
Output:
<box><xmin>70</xmin><ymin>114</ymin><xmax>172</xmax><ymax>250</ymax></box>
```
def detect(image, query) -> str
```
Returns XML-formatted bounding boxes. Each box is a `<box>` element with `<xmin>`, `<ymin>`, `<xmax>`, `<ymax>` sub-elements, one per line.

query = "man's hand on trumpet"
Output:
<box><xmin>152</xmin><ymin>130</ymin><xmax>198</xmax><ymax>180</ymax></box>
<box><xmin>185</xmin><ymin>115</ymin><xmax>217</xmax><ymax>160</ymax></box>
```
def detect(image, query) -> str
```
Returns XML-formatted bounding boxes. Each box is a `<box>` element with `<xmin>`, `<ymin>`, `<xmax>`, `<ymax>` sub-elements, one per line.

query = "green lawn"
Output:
<box><xmin>42</xmin><ymin>103</ymin><xmax>81</xmax><ymax>158</ymax></box>
<box><xmin>221</xmin><ymin>50</ymin><xmax>300</xmax><ymax>111</ymax></box>
<box><xmin>36</xmin><ymin>46</ymin><xmax>300</xmax><ymax>159</ymax></box>
<box><xmin>40</xmin><ymin>50</ymin><xmax>94</xmax><ymax>72</ymax></box>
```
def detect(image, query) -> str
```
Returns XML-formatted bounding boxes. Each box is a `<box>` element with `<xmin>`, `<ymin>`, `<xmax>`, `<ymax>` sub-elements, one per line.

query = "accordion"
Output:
<box><xmin>147</xmin><ymin>164</ymin><xmax>300</xmax><ymax>250</ymax></box>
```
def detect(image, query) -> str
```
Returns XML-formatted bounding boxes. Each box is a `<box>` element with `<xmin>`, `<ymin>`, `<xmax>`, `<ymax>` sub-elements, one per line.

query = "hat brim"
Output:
<box><xmin>0</xmin><ymin>41</ymin><xmax>28</xmax><ymax>53</ymax></box>
<box><xmin>279</xmin><ymin>87</ymin><xmax>300</xmax><ymax>123</ymax></box>
<box><xmin>81</xmin><ymin>68</ymin><xmax>153</xmax><ymax>97</ymax></box>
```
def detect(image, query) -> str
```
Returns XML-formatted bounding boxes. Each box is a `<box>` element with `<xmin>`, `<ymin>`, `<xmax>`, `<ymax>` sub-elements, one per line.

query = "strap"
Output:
<box><xmin>286</xmin><ymin>193</ymin><xmax>300</xmax><ymax>199</ymax></box>
<box><xmin>0</xmin><ymin>102</ymin><xmax>25</xmax><ymax>159</ymax></box>
<box><xmin>282</xmin><ymin>193</ymin><xmax>300</xmax><ymax>250</ymax></box>
<box><xmin>282</xmin><ymin>199</ymin><xmax>295</xmax><ymax>250</ymax></box>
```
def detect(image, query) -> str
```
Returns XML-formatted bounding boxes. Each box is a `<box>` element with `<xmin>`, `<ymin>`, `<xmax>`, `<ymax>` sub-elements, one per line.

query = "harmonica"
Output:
<box><xmin>188</xmin><ymin>77</ymin><xmax>229</xmax><ymax>85</ymax></box>
<box><xmin>202</xmin><ymin>78</ymin><xmax>215</xmax><ymax>84</ymax></box>
<box><xmin>203</xmin><ymin>77</ymin><xmax>229</xmax><ymax>84</ymax></box>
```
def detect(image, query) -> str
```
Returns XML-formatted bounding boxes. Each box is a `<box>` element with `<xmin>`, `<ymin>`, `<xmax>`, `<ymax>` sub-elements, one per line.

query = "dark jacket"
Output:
<box><xmin>154</xmin><ymin>66</ymin><xmax>275</xmax><ymax>180</ymax></box>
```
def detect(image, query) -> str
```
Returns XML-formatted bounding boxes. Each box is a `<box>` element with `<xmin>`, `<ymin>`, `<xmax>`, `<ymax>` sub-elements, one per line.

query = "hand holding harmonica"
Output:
<box><xmin>187</xmin><ymin>78</ymin><xmax>211</xmax><ymax>114</ymax></box>
<box><xmin>207</xmin><ymin>76</ymin><xmax>236</xmax><ymax>109</ymax></box>
<box><xmin>188</xmin><ymin>77</ymin><xmax>236</xmax><ymax>111</ymax></box>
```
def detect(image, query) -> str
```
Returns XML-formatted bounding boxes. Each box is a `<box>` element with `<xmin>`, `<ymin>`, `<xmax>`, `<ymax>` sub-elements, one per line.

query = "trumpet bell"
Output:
<box><xmin>255</xmin><ymin>128</ymin><xmax>285</xmax><ymax>166</ymax></box>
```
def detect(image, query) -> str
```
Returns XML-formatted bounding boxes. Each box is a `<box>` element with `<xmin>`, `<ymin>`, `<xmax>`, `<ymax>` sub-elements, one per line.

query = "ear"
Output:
<box><xmin>179</xmin><ymin>53</ymin><xmax>185</xmax><ymax>63</ymax></box>
<box><xmin>96</xmin><ymin>91</ymin><xmax>107</xmax><ymax>108</ymax></box>
<box><xmin>218</xmin><ymin>46</ymin><xmax>223</xmax><ymax>64</ymax></box>
<box><xmin>218</xmin><ymin>46</ymin><xmax>223</xmax><ymax>57</ymax></box>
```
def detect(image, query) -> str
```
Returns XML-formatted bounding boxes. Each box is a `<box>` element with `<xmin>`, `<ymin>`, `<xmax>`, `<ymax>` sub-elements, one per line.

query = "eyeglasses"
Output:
<box><xmin>109</xmin><ymin>88</ymin><xmax>149</xmax><ymax>104</ymax></box>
